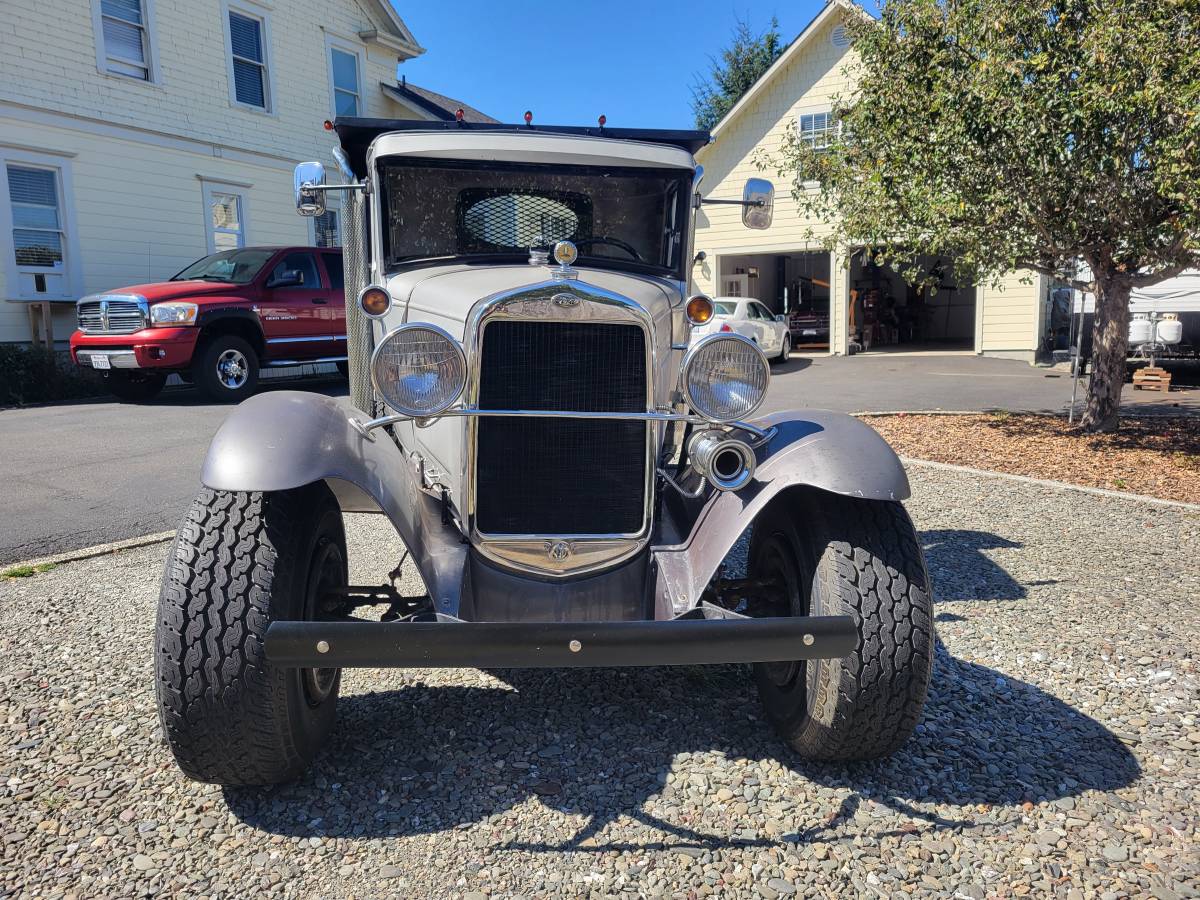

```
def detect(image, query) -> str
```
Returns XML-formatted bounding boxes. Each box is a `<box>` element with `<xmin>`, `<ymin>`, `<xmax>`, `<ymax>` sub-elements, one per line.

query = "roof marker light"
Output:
<box><xmin>598</xmin><ymin>114</ymin><xmax>607</xmax><ymax>127</ymax></box>
<box><xmin>455</xmin><ymin>108</ymin><xmax>465</xmax><ymax>122</ymax></box>
<box><xmin>323</xmin><ymin>120</ymin><xmax>334</xmax><ymax>131</ymax></box>
<box><xmin>524</xmin><ymin>110</ymin><xmax>533</xmax><ymax>125</ymax></box>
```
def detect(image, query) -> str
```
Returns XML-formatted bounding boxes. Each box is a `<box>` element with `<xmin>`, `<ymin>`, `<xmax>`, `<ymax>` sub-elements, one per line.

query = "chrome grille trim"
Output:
<box><xmin>461</xmin><ymin>280</ymin><xmax>658</xmax><ymax>578</ymax></box>
<box><xmin>76</xmin><ymin>294</ymin><xmax>150</xmax><ymax>335</ymax></box>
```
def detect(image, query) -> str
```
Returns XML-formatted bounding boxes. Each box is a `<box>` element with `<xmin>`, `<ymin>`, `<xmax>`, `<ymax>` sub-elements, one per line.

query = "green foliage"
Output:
<box><xmin>1</xmin><ymin>563</ymin><xmax>56</xmax><ymax>578</ymax></box>
<box><xmin>692</xmin><ymin>16</ymin><xmax>785</xmax><ymax>131</ymax></box>
<box><xmin>0</xmin><ymin>344</ymin><xmax>107</xmax><ymax>407</ymax></box>
<box><xmin>766</xmin><ymin>0</ymin><xmax>1200</xmax><ymax>430</ymax></box>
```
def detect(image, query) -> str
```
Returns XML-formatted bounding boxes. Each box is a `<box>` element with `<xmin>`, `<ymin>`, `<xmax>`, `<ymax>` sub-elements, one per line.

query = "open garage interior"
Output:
<box><xmin>718</xmin><ymin>251</ymin><xmax>831</xmax><ymax>350</ymax></box>
<box><xmin>849</xmin><ymin>252</ymin><xmax>977</xmax><ymax>353</ymax></box>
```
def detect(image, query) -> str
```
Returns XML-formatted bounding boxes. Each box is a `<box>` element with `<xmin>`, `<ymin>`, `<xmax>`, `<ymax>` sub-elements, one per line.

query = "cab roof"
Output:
<box><xmin>334</xmin><ymin>118</ymin><xmax>709</xmax><ymax>178</ymax></box>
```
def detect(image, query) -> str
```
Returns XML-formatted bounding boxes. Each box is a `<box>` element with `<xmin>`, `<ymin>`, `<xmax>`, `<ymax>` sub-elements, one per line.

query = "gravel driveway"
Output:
<box><xmin>1</xmin><ymin>466</ymin><xmax>1197</xmax><ymax>899</ymax></box>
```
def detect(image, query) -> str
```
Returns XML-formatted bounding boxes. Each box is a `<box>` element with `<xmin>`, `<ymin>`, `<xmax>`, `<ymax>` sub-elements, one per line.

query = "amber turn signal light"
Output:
<box><xmin>686</xmin><ymin>294</ymin><xmax>715</xmax><ymax>325</ymax></box>
<box><xmin>359</xmin><ymin>286</ymin><xmax>391</xmax><ymax>319</ymax></box>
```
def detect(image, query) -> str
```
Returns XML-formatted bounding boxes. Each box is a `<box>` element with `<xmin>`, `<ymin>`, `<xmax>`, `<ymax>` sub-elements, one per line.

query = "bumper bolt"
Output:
<box><xmin>568</xmin><ymin>640</ymin><xmax>582</xmax><ymax>653</ymax></box>
<box><xmin>316</xmin><ymin>640</ymin><xmax>330</xmax><ymax>654</ymax></box>
<box><xmin>802</xmin><ymin>634</ymin><xmax>814</xmax><ymax>646</ymax></box>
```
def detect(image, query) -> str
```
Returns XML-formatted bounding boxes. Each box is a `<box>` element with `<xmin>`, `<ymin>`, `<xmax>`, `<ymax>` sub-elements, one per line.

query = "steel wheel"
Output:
<box><xmin>216</xmin><ymin>348</ymin><xmax>249</xmax><ymax>390</ymax></box>
<box><xmin>302</xmin><ymin>535</ymin><xmax>345</xmax><ymax>706</ymax></box>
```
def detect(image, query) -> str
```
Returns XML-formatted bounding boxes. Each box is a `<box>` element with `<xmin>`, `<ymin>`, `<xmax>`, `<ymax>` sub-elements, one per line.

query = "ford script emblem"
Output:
<box><xmin>551</xmin><ymin>293</ymin><xmax>580</xmax><ymax>308</ymax></box>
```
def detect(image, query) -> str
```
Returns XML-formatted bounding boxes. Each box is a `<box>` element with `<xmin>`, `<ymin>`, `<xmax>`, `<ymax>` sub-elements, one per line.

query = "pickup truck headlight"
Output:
<box><xmin>150</xmin><ymin>302</ymin><xmax>199</xmax><ymax>326</ymax></box>
<box><xmin>682</xmin><ymin>333</ymin><xmax>770</xmax><ymax>423</ymax></box>
<box><xmin>371</xmin><ymin>323</ymin><xmax>466</xmax><ymax>417</ymax></box>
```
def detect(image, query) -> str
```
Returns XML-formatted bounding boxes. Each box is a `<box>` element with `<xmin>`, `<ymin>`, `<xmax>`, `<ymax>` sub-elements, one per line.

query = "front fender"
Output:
<box><xmin>200</xmin><ymin>391</ymin><xmax>468</xmax><ymax>614</ymax></box>
<box><xmin>652</xmin><ymin>409</ymin><xmax>910</xmax><ymax>613</ymax></box>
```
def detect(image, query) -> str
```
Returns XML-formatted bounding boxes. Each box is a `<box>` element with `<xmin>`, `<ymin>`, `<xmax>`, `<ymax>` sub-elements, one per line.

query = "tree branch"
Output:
<box><xmin>1129</xmin><ymin>260</ymin><xmax>1196</xmax><ymax>288</ymax></box>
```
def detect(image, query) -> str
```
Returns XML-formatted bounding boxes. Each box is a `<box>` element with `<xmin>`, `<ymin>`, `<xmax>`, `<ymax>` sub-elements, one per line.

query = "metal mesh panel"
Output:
<box><xmin>458</xmin><ymin>190</ymin><xmax>590</xmax><ymax>251</ymax></box>
<box><xmin>475</xmin><ymin>322</ymin><xmax>647</xmax><ymax>535</ymax></box>
<box><xmin>340</xmin><ymin>188</ymin><xmax>375</xmax><ymax>414</ymax></box>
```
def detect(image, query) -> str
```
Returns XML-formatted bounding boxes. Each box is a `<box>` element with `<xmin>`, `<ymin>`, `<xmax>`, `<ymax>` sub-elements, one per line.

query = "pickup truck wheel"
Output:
<box><xmin>749</xmin><ymin>490</ymin><xmax>934</xmax><ymax>760</ymax></box>
<box><xmin>103</xmin><ymin>370</ymin><xmax>165</xmax><ymax>402</ymax></box>
<box><xmin>193</xmin><ymin>334</ymin><xmax>259</xmax><ymax>402</ymax></box>
<box><xmin>154</xmin><ymin>482</ymin><xmax>346</xmax><ymax>785</ymax></box>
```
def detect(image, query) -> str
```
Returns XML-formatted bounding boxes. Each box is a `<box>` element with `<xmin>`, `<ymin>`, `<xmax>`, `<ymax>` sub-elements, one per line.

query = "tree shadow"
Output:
<box><xmin>921</xmin><ymin>529</ymin><xmax>1039</xmax><ymax>602</ymax></box>
<box><xmin>224</xmin><ymin>645</ymin><xmax>1139</xmax><ymax>852</ymax></box>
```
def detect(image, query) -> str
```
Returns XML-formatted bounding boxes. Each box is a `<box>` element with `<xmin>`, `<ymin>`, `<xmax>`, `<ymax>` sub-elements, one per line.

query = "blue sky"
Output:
<box><xmin>390</xmin><ymin>0</ymin><xmax>828</xmax><ymax>130</ymax></box>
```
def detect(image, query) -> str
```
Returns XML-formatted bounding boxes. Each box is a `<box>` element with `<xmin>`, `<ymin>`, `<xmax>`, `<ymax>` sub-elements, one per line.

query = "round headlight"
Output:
<box><xmin>371</xmin><ymin>324</ymin><xmax>466</xmax><ymax>417</ymax></box>
<box><xmin>682</xmin><ymin>333</ymin><xmax>770</xmax><ymax>423</ymax></box>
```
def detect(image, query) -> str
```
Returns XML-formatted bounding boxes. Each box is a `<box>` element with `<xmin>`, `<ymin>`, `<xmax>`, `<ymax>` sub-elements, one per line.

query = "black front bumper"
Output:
<box><xmin>265</xmin><ymin>614</ymin><xmax>857</xmax><ymax>669</ymax></box>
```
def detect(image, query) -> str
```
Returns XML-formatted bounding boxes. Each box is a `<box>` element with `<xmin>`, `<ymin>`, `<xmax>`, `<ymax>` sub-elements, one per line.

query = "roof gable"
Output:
<box><xmin>707</xmin><ymin>1</ymin><xmax>862</xmax><ymax>140</ymax></box>
<box><xmin>358</xmin><ymin>0</ymin><xmax>425</xmax><ymax>58</ymax></box>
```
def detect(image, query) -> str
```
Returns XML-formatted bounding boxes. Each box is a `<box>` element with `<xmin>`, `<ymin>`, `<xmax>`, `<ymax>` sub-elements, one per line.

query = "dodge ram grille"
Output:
<box><xmin>77</xmin><ymin>298</ymin><xmax>147</xmax><ymax>335</ymax></box>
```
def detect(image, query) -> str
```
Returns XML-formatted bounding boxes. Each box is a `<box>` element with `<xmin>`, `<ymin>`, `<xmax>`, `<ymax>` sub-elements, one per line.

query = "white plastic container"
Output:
<box><xmin>1128</xmin><ymin>317</ymin><xmax>1154</xmax><ymax>345</ymax></box>
<box><xmin>1157</xmin><ymin>317</ymin><xmax>1183</xmax><ymax>345</ymax></box>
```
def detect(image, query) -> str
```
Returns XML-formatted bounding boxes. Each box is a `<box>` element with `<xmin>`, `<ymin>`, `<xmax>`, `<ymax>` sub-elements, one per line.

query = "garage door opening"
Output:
<box><xmin>849</xmin><ymin>252</ymin><xmax>976</xmax><ymax>353</ymax></box>
<box><xmin>718</xmin><ymin>251</ymin><xmax>831</xmax><ymax>351</ymax></box>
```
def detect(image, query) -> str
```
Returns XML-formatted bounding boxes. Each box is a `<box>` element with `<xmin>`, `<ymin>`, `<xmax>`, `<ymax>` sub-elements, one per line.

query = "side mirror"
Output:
<box><xmin>775</xmin><ymin>314</ymin><xmax>786</xmax><ymax>323</ymax></box>
<box><xmin>742</xmin><ymin>178</ymin><xmax>774</xmax><ymax>230</ymax></box>
<box><xmin>294</xmin><ymin>162</ymin><xmax>326</xmax><ymax>217</ymax></box>
<box><xmin>267</xmin><ymin>269</ymin><xmax>304</xmax><ymax>289</ymax></box>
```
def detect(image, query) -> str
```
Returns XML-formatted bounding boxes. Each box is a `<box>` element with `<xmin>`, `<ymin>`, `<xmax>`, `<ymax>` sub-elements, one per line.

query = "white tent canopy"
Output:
<box><xmin>1072</xmin><ymin>271</ymin><xmax>1200</xmax><ymax>313</ymax></box>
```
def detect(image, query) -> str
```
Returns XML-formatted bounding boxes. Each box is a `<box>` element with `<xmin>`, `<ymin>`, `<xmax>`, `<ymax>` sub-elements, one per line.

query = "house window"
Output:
<box><xmin>96</xmin><ymin>0</ymin><xmax>153</xmax><ymax>80</ymax></box>
<box><xmin>330</xmin><ymin>47</ymin><xmax>361</xmax><ymax>117</ymax></box>
<box><xmin>201</xmin><ymin>183</ymin><xmax>247</xmax><ymax>252</ymax></box>
<box><xmin>798</xmin><ymin>112</ymin><xmax>835</xmax><ymax>150</ymax></box>
<box><xmin>1</xmin><ymin>155</ymin><xmax>80</xmax><ymax>300</ymax></box>
<box><xmin>314</xmin><ymin>208</ymin><xmax>339</xmax><ymax>247</ymax></box>
<box><xmin>224</xmin><ymin>4</ymin><xmax>271</xmax><ymax>110</ymax></box>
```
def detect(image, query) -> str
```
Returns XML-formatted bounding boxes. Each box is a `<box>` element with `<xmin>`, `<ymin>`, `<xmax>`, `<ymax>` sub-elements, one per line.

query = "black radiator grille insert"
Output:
<box><xmin>476</xmin><ymin>320</ymin><xmax>647</xmax><ymax>535</ymax></box>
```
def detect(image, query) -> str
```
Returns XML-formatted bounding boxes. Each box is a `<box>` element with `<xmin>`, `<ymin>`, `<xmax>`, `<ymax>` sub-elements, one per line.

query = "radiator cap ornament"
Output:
<box><xmin>545</xmin><ymin>541</ymin><xmax>571</xmax><ymax>562</ymax></box>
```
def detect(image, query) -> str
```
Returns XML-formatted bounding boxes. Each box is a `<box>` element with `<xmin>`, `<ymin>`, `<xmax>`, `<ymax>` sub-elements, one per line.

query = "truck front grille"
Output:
<box><xmin>475</xmin><ymin>320</ymin><xmax>647</xmax><ymax>535</ymax></box>
<box><xmin>77</xmin><ymin>298</ymin><xmax>147</xmax><ymax>335</ymax></box>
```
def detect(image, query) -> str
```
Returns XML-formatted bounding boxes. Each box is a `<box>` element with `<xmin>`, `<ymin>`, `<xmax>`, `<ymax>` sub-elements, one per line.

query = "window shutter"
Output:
<box><xmin>229</xmin><ymin>12</ymin><xmax>266</xmax><ymax>107</ymax></box>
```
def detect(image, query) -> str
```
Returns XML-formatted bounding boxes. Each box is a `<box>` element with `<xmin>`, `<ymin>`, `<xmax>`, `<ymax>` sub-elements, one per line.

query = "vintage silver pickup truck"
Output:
<box><xmin>153</xmin><ymin>118</ymin><xmax>933</xmax><ymax>785</ymax></box>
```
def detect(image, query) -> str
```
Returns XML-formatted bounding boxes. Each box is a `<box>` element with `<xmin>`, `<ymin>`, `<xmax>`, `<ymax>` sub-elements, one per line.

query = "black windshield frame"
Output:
<box><xmin>378</xmin><ymin>158</ymin><xmax>693</xmax><ymax>280</ymax></box>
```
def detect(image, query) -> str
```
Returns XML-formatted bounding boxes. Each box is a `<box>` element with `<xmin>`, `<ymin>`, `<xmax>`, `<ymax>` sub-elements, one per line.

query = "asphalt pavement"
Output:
<box><xmin>1</xmin><ymin>355</ymin><xmax>1196</xmax><ymax>565</ymax></box>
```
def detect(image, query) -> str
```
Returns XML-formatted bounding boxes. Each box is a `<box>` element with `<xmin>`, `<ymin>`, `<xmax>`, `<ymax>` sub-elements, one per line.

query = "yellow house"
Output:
<box><xmin>692</xmin><ymin>1</ymin><xmax>1047</xmax><ymax>360</ymax></box>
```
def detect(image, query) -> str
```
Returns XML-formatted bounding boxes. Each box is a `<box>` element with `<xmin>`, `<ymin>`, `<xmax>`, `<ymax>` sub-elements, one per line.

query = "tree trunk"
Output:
<box><xmin>1081</xmin><ymin>272</ymin><xmax>1132</xmax><ymax>433</ymax></box>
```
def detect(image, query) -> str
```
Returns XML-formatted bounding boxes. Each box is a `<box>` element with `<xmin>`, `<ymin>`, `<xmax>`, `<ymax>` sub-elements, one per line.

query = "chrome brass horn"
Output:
<box><xmin>688</xmin><ymin>429</ymin><xmax>756</xmax><ymax>492</ymax></box>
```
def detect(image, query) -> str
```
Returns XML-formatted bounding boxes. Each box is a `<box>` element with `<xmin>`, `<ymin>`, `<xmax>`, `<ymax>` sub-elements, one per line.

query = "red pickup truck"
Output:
<box><xmin>70</xmin><ymin>246</ymin><xmax>345</xmax><ymax>402</ymax></box>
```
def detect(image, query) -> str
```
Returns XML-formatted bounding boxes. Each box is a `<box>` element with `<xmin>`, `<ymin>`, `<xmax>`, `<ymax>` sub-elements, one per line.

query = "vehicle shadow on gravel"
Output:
<box><xmin>921</xmin><ymin>529</ymin><xmax>1035</xmax><ymax>602</ymax></box>
<box><xmin>223</xmin><ymin>645</ymin><xmax>1139</xmax><ymax>851</ymax></box>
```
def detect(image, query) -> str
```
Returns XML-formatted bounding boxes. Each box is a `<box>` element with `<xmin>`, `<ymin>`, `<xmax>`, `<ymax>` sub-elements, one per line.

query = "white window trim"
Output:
<box><xmin>324</xmin><ymin>34</ymin><xmax>365</xmax><ymax>119</ymax></box>
<box><xmin>796</xmin><ymin>108</ymin><xmax>836</xmax><ymax>151</ymax></box>
<box><xmin>90</xmin><ymin>0</ymin><xmax>162</xmax><ymax>84</ymax></box>
<box><xmin>309</xmin><ymin>200</ymin><xmax>341</xmax><ymax>248</ymax></box>
<box><xmin>0</xmin><ymin>149</ymin><xmax>84</xmax><ymax>302</ymax></box>
<box><xmin>220</xmin><ymin>0</ymin><xmax>276</xmax><ymax>115</ymax></box>
<box><xmin>199</xmin><ymin>180</ymin><xmax>251</xmax><ymax>254</ymax></box>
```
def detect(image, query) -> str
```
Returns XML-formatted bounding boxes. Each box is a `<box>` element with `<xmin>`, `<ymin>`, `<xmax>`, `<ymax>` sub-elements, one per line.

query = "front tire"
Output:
<box><xmin>750</xmin><ymin>489</ymin><xmax>933</xmax><ymax>760</ymax></box>
<box><xmin>193</xmin><ymin>334</ymin><xmax>259</xmax><ymax>402</ymax></box>
<box><xmin>104</xmin><ymin>370</ymin><xmax>166</xmax><ymax>402</ymax></box>
<box><xmin>154</xmin><ymin>482</ymin><xmax>346</xmax><ymax>785</ymax></box>
<box><xmin>776</xmin><ymin>333</ymin><xmax>791</xmax><ymax>362</ymax></box>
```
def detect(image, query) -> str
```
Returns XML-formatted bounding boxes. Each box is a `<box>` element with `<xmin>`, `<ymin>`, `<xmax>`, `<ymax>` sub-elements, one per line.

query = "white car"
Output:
<box><xmin>691</xmin><ymin>297</ymin><xmax>791</xmax><ymax>360</ymax></box>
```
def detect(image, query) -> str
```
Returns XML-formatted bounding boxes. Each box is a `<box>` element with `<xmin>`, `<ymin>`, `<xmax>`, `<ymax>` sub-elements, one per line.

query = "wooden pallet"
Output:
<box><xmin>1132</xmin><ymin>366</ymin><xmax>1172</xmax><ymax>392</ymax></box>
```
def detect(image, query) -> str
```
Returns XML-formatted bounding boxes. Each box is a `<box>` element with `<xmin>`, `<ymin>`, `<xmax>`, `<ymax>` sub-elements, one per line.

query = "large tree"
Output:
<box><xmin>769</xmin><ymin>0</ymin><xmax>1199</xmax><ymax>432</ymax></box>
<box><xmin>692</xmin><ymin>17</ymin><xmax>785</xmax><ymax>132</ymax></box>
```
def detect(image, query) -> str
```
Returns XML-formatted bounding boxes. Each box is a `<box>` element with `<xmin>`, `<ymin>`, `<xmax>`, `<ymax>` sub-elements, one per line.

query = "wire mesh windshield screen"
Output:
<box><xmin>381</xmin><ymin>160</ymin><xmax>690</xmax><ymax>277</ymax></box>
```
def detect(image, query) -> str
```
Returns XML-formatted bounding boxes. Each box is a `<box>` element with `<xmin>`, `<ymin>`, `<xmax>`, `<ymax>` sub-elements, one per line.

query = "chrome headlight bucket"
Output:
<box><xmin>371</xmin><ymin>323</ymin><xmax>467</xmax><ymax>417</ymax></box>
<box><xmin>681</xmin><ymin>333</ymin><xmax>770</xmax><ymax>423</ymax></box>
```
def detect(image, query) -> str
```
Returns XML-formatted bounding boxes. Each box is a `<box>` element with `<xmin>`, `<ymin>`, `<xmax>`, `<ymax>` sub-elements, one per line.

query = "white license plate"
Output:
<box><xmin>90</xmin><ymin>354</ymin><xmax>111</xmax><ymax>370</ymax></box>
<box><xmin>802</xmin><ymin>329</ymin><xmax>818</xmax><ymax>336</ymax></box>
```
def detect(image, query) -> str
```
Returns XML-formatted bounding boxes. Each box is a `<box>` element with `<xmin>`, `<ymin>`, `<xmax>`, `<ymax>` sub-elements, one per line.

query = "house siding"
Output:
<box><xmin>692</xmin><ymin>8</ymin><xmax>1044</xmax><ymax>359</ymax></box>
<box><xmin>0</xmin><ymin>0</ymin><xmax>412</xmax><ymax>343</ymax></box>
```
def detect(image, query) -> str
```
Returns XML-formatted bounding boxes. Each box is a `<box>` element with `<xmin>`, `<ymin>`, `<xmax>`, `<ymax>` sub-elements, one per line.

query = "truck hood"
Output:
<box><xmin>95</xmin><ymin>280</ymin><xmax>248</xmax><ymax>302</ymax></box>
<box><xmin>386</xmin><ymin>264</ymin><xmax>680</xmax><ymax>339</ymax></box>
